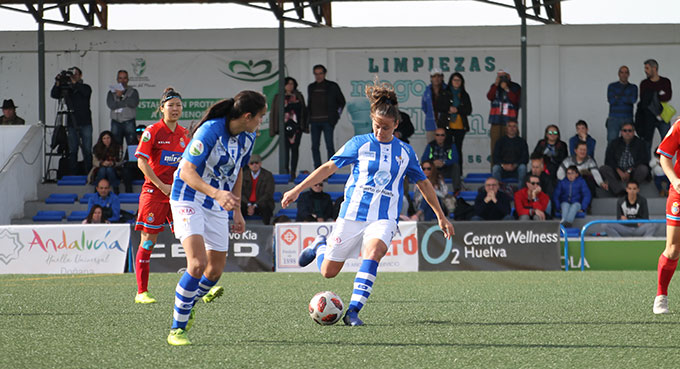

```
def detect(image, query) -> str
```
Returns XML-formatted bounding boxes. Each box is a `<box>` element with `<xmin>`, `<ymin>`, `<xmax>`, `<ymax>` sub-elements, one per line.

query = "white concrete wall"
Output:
<box><xmin>0</xmin><ymin>125</ymin><xmax>42</xmax><ymax>224</ymax></box>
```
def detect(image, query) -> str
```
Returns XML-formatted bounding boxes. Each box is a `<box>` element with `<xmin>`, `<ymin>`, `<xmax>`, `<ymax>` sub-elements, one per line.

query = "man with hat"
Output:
<box><xmin>240</xmin><ymin>154</ymin><xmax>275</xmax><ymax>224</ymax></box>
<box><xmin>487</xmin><ymin>69</ymin><xmax>522</xmax><ymax>162</ymax></box>
<box><xmin>421</xmin><ymin>67</ymin><xmax>448</xmax><ymax>144</ymax></box>
<box><xmin>0</xmin><ymin>99</ymin><xmax>25</xmax><ymax>125</ymax></box>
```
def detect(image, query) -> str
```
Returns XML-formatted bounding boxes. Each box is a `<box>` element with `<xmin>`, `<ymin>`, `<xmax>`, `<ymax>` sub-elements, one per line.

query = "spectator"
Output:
<box><xmin>50</xmin><ymin>66</ymin><xmax>93</xmax><ymax>175</ymax></box>
<box><xmin>445</xmin><ymin>72</ymin><xmax>473</xmax><ymax>177</ymax></box>
<box><xmin>393</xmin><ymin>101</ymin><xmax>415</xmax><ymax>144</ymax></box>
<box><xmin>603</xmin><ymin>180</ymin><xmax>657</xmax><ymax>237</ymax></box>
<box><xmin>82</xmin><ymin>204</ymin><xmax>110</xmax><ymax>224</ymax></box>
<box><xmin>296</xmin><ymin>182</ymin><xmax>334</xmax><ymax>222</ymax></box>
<box><xmin>606</xmin><ymin>65</ymin><xmax>638</xmax><ymax>143</ymax></box>
<box><xmin>106</xmin><ymin>70</ymin><xmax>139</xmax><ymax>147</ymax></box>
<box><xmin>422</xmin><ymin>127</ymin><xmax>461</xmax><ymax>192</ymax></box>
<box><xmin>307</xmin><ymin>64</ymin><xmax>346</xmax><ymax>169</ymax></box>
<box><xmin>87</xmin><ymin>178</ymin><xmax>120</xmax><ymax>222</ymax></box>
<box><xmin>600</xmin><ymin>123</ymin><xmax>650</xmax><ymax>196</ymax></box>
<box><xmin>471</xmin><ymin>176</ymin><xmax>514</xmax><ymax>221</ymax></box>
<box><xmin>492</xmin><ymin>120</ymin><xmax>528</xmax><ymax>184</ymax></box>
<box><xmin>533</xmin><ymin>124</ymin><xmax>568</xmax><ymax>179</ymax></box>
<box><xmin>568</xmin><ymin>120</ymin><xmax>596</xmax><ymax>158</ymax></box>
<box><xmin>487</xmin><ymin>69</ymin><xmax>521</xmax><ymax>161</ymax></box>
<box><xmin>524</xmin><ymin>153</ymin><xmax>556</xmax><ymax>198</ymax></box>
<box><xmin>241</xmin><ymin>154</ymin><xmax>275</xmax><ymax>224</ymax></box>
<box><xmin>121</xmin><ymin>124</ymin><xmax>145</xmax><ymax>193</ymax></box>
<box><xmin>514</xmin><ymin>174</ymin><xmax>550</xmax><ymax>221</ymax></box>
<box><xmin>651</xmin><ymin>151</ymin><xmax>669</xmax><ymax>197</ymax></box>
<box><xmin>89</xmin><ymin>130</ymin><xmax>123</xmax><ymax>192</ymax></box>
<box><xmin>557</xmin><ymin>141</ymin><xmax>608</xmax><ymax>197</ymax></box>
<box><xmin>412</xmin><ymin>160</ymin><xmax>449</xmax><ymax>221</ymax></box>
<box><xmin>0</xmin><ymin>99</ymin><xmax>25</xmax><ymax>125</ymax></box>
<box><xmin>635</xmin><ymin>59</ymin><xmax>672</xmax><ymax>153</ymax></box>
<box><xmin>554</xmin><ymin>165</ymin><xmax>591</xmax><ymax>227</ymax></box>
<box><xmin>421</xmin><ymin>67</ymin><xmax>447</xmax><ymax>143</ymax></box>
<box><xmin>270</xmin><ymin>76</ymin><xmax>307</xmax><ymax>179</ymax></box>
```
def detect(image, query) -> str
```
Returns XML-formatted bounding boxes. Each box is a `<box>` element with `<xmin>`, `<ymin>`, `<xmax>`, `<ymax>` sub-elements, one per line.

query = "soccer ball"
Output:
<box><xmin>308</xmin><ymin>291</ymin><xmax>344</xmax><ymax>325</ymax></box>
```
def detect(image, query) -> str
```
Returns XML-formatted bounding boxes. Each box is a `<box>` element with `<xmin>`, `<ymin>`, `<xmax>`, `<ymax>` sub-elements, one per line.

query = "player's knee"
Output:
<box><xmin>187</xmin><ymin>260</ymin><xmax>207</xmax><ymax>277</ymax></box>
<box><xmin>141</xmin><ymin>240</ymin><xmax>154</xmax><ymax>251</ymax></box>
<box><xmin>320</xmin><ymin>268</ymin><xmax>339</xmax><ymax>279</ymax></box>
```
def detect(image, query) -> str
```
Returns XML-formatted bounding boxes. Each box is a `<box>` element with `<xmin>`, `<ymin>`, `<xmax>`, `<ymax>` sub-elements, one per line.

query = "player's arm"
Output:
<box><xmin>281</xmin><ymin>161</ymin><xmax>338</xmax><ymax>208</ymax></box>
<box><xmin>137</xmin><ymin>157</ymin><xmax>171</xmax><ymax>196</ymax></box>
<box><xmin>660</xmin><ymin>155</ymin><xmax>680</xmax><ymax>194</ymax></box>
<box><xmin>178</xmin><ymin>160</ymin><xmax>239</xmax><ymax>211</ymax></box>
<box><xmin>415</xmin><ymin>178</ymin><xmax>454</xmax><ymax>239</ymax></box>
<box><xmin>231</xmin><ymin>168</ymin><xmax>245</xmax><ymax>233</ymax></box>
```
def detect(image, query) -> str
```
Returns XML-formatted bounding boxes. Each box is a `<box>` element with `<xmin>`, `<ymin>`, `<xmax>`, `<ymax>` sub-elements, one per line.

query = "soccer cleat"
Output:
<box><xmin>202</xmin><ymin>286</ymin><xmax>224</xmax><ymax>303</ymax></box>
<box><xmin>343</xmin><ymin>310</ymin><xmax>364</xmax><ymax>326</ymax></box>
<box><xmin>654</xmin><ymin>295</ymin><xmax>670</xmax><ymax>314</ymax></box>
<box><xmin>167</xmin><ymin>328</ymin><xmax>191</xmax><ymax>346</ymax></box>
<box><xmin>299</xmin><ymin>235</ymin><xmax>326</xmax><ymax>267</ymax></box>
<box><xmin>134</xmin><ymin>291</ymin><xmax>157</xmax><ymax>304</ymax></box>
<box><xmin>185</xmin><ymin>309</ymin><xmax>196</xmax><ymax>332</ymax></box>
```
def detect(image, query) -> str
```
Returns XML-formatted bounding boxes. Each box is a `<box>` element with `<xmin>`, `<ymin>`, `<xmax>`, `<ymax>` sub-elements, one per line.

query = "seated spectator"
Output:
<box><xmin>87</xmin><ymin>178</ymin><xmax>121</xmax><ymax>222</ymax></box>
<box><xmin>523</xmin><ymin>153</ymin><xmax>556</xmax><ymax>199</ymax></box>
<box><xmin>241</xmin><ymin>154</ymin><xmax>275</xmax><ymax>225</ymax></box>
<box><xmin>568</xmin><ymin>120</ymin><xmax>596</xmax><ymax>157</ymax></box>
<box><xmin>89</xmin><ymin>130</ymin><xmax>123</xmax><ymax>192</ymax></box>
<box><xmin>603</xmin><ymin>180</ymin><xmax>657</xmax><ymax>237</ymax></box>
<box><xmin>422</xmin><ymin>127</ymin><xmax>461</xmax><ymax>192</ymax></box>
<box><xmin>296</xmin><ymin>182</ymin><xmax>334</xmax><ymax>222</ymax></box>
<box><xmin>533</xmin><ymin>124</ymin><xmax>568</xmax><ymax>179</ymax></box>
<box><xmin>82</xmin><ymin>204</ymin><xmax>110</xmax><ymax>224</ymax></box>
<box><xmin>492</xmin><ymin>120</ymin><xmax>528</xmax><ymax>184</ymax></box>
<box><xmin>0</xmin><ymin>99</ymin><xmax>25</xmax><ymax>125</ymax></box>
<box><xmin>651</xmin><ymin>151</ymin><xmax>669</xmax><ymax>197</ymax></box>
<box><xmin>514</xmin><ymin>174</ymin><xmax>550</xmax><ymax>221</ymax></box>
<box><xmin>557</xmin><ymin>141</ymin><xmax>608</xmax><ymax>197</ymax></box>
<box><xmin>412</xmin><ymin>160</ymin><xmax>449</xmax><ymax>221</ymax></box>
<box><xmin>121</xmin><ymin>124</ymin><xmax>145</xmax><ymax>193</ymax></box>
<box><xmin>471</xmin><ymin>177</ymin><xmax>514</xmax><ymax>221</ymax></box>
<box><xmin>599</xmin><ymin>123</ymin><xmax>650</xmax><ymax>196</ymax></box>
<box><xmin>554</xmin><ymin>165</ymin><xmax>591</xmax><ymax>227</ymax></box>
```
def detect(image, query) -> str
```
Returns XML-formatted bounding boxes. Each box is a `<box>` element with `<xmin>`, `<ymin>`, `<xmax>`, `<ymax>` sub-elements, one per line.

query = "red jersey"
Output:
<box><xmin>135</xmin><ymin>119</ymin><xmax>189</xmax><ymax>201</ymax></box>
<box><xmin>657</xmin><ymin>118</ymin><xmax>680</xmax><ymax>177</ymax></box>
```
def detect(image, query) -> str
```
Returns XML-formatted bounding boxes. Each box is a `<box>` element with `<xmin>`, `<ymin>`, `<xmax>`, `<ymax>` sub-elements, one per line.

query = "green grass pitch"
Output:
<box><xmin>1</xmin><ymin>271</ymin><xmax>680</xmax><ymax>368</ymax></box>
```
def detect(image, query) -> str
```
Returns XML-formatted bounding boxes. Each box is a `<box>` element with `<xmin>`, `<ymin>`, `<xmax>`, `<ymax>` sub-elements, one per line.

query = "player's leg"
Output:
<box><xmin>195</xmin><ymin>208</ymin><xmax>230</xmax><ymax>304</ymax></box>
<box><xmin>655</xmin><ymin>192</ymin><xmax>680</xmax><ymax>314</ymax></box>
<box><xmin>343</xmin><ymin>238</ymin><xmax>388</xmax><ymax>327</ymax></box>
<box><xmin>135</xmin><ymin>231</ymin><xmax>159</xmax><ymax>303</ymax></box>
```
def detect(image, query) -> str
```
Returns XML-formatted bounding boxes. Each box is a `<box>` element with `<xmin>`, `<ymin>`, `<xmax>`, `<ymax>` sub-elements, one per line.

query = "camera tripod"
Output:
<box><xmin>43</xmin><ymin>95</ymin><xmax>73</xmax><ymax>182</ymax></box>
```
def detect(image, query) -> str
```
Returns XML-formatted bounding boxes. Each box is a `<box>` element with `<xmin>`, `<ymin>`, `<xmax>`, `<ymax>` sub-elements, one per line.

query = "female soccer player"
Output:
<box><xmin>133</xmin><ymin>87</ymin><xmax>193</xmax><ymax>304</ymax></box>
<box><xmin>654</xmin><ymin>118</ymin><xmax>680</xmax><ymax>314</ymax></box>
<box><xmin>281</xmin><ymin>81</ymin><xmax>454</xmax><ymax>326</ymax></box>
<box><xmin>166</xmin><ymin>91</ymin><xmax>267</xmax><ymax>346</ymax></box>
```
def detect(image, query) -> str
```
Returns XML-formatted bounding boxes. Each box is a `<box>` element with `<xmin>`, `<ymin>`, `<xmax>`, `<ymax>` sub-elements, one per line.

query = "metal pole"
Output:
<box><xmin>520</xmin><ymin>4</ymin><xmax>528</xmax><ymax>138</ymax></box>
<box><xmin>277</xmin><ymin>19</ymin><xmax>287</xmax><ymax>175</ymax></box>
<box><xmin>38</xmin><ymin>0</ymin><xmax>47</xmax><ymax>180</ymax></box>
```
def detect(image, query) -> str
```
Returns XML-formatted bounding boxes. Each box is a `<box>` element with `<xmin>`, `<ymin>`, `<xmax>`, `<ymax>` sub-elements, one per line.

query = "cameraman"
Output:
<box><xmin>486</xmin><ymin>69</ymin><xmax>521</xmax><ymax>164</ymax></box>
<box><xmin>50</xmin><ymin>66</ymin><xmax>93</xmax><ymax>175</ymax></box>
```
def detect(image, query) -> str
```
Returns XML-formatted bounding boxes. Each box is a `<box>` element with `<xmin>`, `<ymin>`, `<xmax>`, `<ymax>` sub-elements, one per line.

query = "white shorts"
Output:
<box><xmin>170</xmin><ymin>200</ymin><xmax>230</xmax><ymax>252</ymax></box>
<box><xmin>325</xmin><ymin>218</ymin><xmax>398</xmax><ymax>262</ymax></box>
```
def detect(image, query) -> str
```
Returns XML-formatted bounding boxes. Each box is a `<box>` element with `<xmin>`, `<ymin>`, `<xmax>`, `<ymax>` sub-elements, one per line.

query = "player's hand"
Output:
<box><xmin>232</xmin><ymin>210</ymin><xmax>245</xmax><ymax>233</ymax></box>
<box><xmin>438</xmin><ymin>217</ymin><xmax>454</xmax><ymax>239</ymax></box>
<box><xmin>281</xmin><ymin>188</ymin><xmax>300</xmax><ymax>208</ymax></box>
<box><xmin>215</xmin><ymin>190</ymin><xmax>239</xmax><ymax>211</ymax></box>
<box><xmin>160</xmin><ymin>183</ymin><xmax>172</xmax><ymax>197</ymax></box>
<box><xmin>672</xmin><ymin>178</ymin><xmax>680</xmax><ymax>194</ymax></box>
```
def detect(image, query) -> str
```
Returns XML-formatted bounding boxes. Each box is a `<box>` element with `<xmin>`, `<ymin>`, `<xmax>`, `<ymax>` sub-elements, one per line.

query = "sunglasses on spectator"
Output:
<box><xmin>422</xmin><ymin>166</ymin><xmax>432</xmax><ymax>171</ymax></box>
<box><xmin>621</xmin><ymin>129</ymin><xmax>634</xmax><ymax>133</ymax></box>
<box><xmin>313</xmin><ymin>183</ymin><xmax>323</xmax><ymax>187</ymax></box>
<box><xmin>249</xmin><ymin>161</ymin><xmax>260</xmax><ymax>164</ymax></box>
<box><xmin>435</xmin><ymin>134</ymin><xmax>446</xmax><ymax>137</ymax></box>
<box><xmin>547</xmin><ymin>131</ymin><xmax>559</xmax><ymax>135</ymax></box>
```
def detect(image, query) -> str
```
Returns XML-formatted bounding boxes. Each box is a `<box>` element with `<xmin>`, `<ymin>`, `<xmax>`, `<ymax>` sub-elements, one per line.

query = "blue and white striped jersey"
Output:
<box><xmin>333</xmin><ymin>134</ymin><xmax>426</xmax><ymax>222</ymax></box>
<box><xmin>171</xmin><ymin>118</ymin><xmax>255</xmax><ymax>211</ymax></box>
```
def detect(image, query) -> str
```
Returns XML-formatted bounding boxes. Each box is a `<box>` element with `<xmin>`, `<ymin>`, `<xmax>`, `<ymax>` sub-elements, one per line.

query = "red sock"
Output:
<box><xmin>135</xmin><ymin>246</ymin><xmax>153</xmax><ymax>293</ymax></box>
<box><xmin>657</xmin><ymin>254</ymin><xmax>678</xmax><ymax>296</ymax></box>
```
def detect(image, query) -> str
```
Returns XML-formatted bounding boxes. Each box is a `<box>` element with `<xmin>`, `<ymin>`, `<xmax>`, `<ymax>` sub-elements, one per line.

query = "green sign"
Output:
<box><xmin>562</xmin><ymin>239</ymin><xmax>665</xmax><ymax>271</ymax></box>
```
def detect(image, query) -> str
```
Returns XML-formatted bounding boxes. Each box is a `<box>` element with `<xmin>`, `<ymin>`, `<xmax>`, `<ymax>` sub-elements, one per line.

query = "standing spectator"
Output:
<box><xmin>271</xmin><ymin>76</ymin><xmax>307</xmax><ymax>179</ymax></box>
<box><xmin>515</xmin><ymin>174</ymin><xmax>550</xmax><ymax>221</ymax></box>
<box><xmin>603</xmin><ymin>180</ymin><xmax>657</xmax><ymax>237</ymax></box>
<box><xmin>82</xmin><ymin>204</ymin><xmax>109</xmax><ymax>224</ymax></box>
<box><xmin>471</xmin><ymin>176</ymin><xmax>514</xmax><ymax>221</ymax></box>
<box><xmin>558</xmin><ymin>141</ymin><xmax>608</xmax><ymax>197</ymax></box>
<box><xmin>307</xmin><ymin>64</ymin><xmax>346</xmax><ymax>169</ymax></box>
<box><xmin>492</xmin><ymin>120</ymin><xmax>529</xmax><ymax>184</ymax></box>
<box><xmin>421</xmin><ymin>68</ymin><xmax>447</xmax><ymax>144</ymax></box>
<box><xmin>568</xmin><ymin>120</ymin><xmax>596</xmax><ymax>157</ymax></box>
<box><xmin>0</xmin><ymin>99</ymin><xmax>25</xmax><ymax>125</ymax></box>
<box><xmin>241</xmin><ymin>154</ymin><xmax>275</xmax><ymax>224</ymax></box>
<box><xmin>296</xmin><ymin>182</ymin><xmax>333</xmax><ymax>222</ymax></box>
<box><xmin>636</xmin><ymin>59</ymin><xmax>673</xmax><ymax>152</ymax></box>
<box><xmin>89</xmin><ymin>130</ymin><xmax>123</xmax><ymax>192</ymax></box>
<box><xmin>533</xmin><ymin>124</ymin><xmax>568</xmax><ymax>179</ymax></box>
<box><xmin>487</xmin><ymin>69</ymin><xmax>521</xmax><ymax>161</ymax></box>
<box><xmin>50</xmin><ymin>66</ymin><xmax>93</xmax><ymax>175</ymax></box>
<box><xmin>554</xmin><ymin>165</ymin><xmax>591</xmax><ymax>227</ymax></box>
<box><xmin>121</xmin><ymin>124</ymin><xmax>145</xmax><ymax>193</ymax></box>
<box><xmin>422</xmin><ymin>127</ymin><xmax>461</xmax><ymax>192</ymax></box>
<box><xmin>446</xmin><ymin>72</ymin><xmax>472</xmax><ymax>177</ymax></box>
<box><xmin>606</xmin><ymin>65</ymin><xmax>638</xmax><ymax>143</ymax></box>
<box><xmin>651</xmin><ymin>151</ymin><xmax>669</xmax><ymax>197</ymax></box>
<box><xmin>87</xmin><ymin>178</ymin><xmax>121</xmax><ymax>223</ymax></box>
<box><xmin>600</xmin><ymin>123</ymin><xmax>650</xmax><ymax>196</ymax></box>
<box><xmin>393</xmin><ymin>101</ymin><xmax>415</xmax><ymax>144</ymax></box>
<box><xmin>107</xmin><ymin>70</ymin><xmax>140</xmax><ymax>147</ymax></box>
<box><xmin>524</xmin><ymin>153</ymin><xmax>556</xmax><ymax>199</ymax></box>
<box><xmin>412</xmin><ymin>160</ymin><xmax>449</xmax><ymax>221</ymax></box>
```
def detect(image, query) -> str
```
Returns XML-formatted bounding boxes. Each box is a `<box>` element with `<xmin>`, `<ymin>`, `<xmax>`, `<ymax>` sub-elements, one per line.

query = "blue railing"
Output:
<box><xmin>560</xmin><ymin>224</ymin><xmax>569</xmax><ymax>271</ymax></box>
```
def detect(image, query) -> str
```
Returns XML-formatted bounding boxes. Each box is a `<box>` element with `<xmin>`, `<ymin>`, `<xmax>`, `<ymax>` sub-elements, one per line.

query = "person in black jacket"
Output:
<box><xmin>296</xmin><ymin>182</ymin><xmax>334</xmax><ymax>222</ymax></box>
<box><xmin>50</xmin><ymin>66</ymin><xmax>93</xmax><ymax>175</ymax></box>
<box><xmin>492</xmin><ymin>120</ymin><xmax>529</xmax><ymax>184</ymax></box>
<box><xmin>471</xmin><ymin>177</ymin><xmax>514</xmax><ymax>221</ymax></box>
<box><xmin>532</xmin><ymin>124</ymin><xmax>568</xmax><ymax>179</ymax></box>
<box><xmin>445</xmin><ymin>72</ymin><xmax>472</xmax><ymax>176</ymax></box>
<box><xmin>393</xmin><ymin>101</ymin><xmax>414</xmax><ymax>144</ymax></box>
<box><xmin>307</xmin><ymin>64</ymin><xmax>346</xmax><ymax>169</ymax></box>
<box><xmin>599</xmin><ymin>122</ymin><xmax>650</xmax><ymax>196</ymax></box>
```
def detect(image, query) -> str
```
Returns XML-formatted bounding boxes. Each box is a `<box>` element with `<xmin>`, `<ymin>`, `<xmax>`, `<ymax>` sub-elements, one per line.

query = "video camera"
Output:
<box><xmin>56</xmin><ymin>69</ymin><xmax>74</xmax><ymax>87</ymax></box>
<box><xmin>499</xmin><ymin>74</ymin><xmax>510</xmax><ymax>85</ymax></box>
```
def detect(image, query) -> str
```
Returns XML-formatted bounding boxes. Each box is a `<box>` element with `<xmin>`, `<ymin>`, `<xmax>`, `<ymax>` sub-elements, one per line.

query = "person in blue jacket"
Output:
<box><xmin>87</xmin><ymin>178</ymin><xmax>120</xmax><ymax>222</ymax></box>
<box><xmin>553</xmin><ymin>165</ymin><xmax>591</xmax><ymax>227</ymax></box>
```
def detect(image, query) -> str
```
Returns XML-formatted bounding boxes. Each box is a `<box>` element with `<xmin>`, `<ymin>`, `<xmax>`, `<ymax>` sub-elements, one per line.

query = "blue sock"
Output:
<box><xmin>194</xmin><ymin>275</ymin><xmax>218</xmax><ymax>303</ymax></box>
<box><xmin>316</xmin><ymin>245</ymin><xmax>326</xmax><ymax>272</ymax></box>
<box><xmin>171</xmin><ymin>272</ymin><xmax>200</xmax><ymax>329</ymax></box>
<box><xmin>348</xmin><ymin>259</ymin><xmax>379</xmax><ymax>314</ymax></box>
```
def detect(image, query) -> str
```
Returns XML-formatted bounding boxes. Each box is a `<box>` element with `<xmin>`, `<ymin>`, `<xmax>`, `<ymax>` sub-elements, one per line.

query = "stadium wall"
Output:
<box><xmin>0</xmin><ymin>125</ymin><xmax>42</xmax><ymax>224</ymax></box>
<box><xmin>0</xmin><ymin>24</ymin><xmax>679</xmax><ymax>173</ymax></box>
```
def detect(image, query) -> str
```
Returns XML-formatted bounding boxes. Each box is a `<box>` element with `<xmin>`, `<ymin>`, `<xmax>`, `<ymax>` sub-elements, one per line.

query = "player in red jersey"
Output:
<box><xmin>133</xmin><ymin>87</ymin><xmax>189</xmax><ymax>304</ymax></box>
<box><xmin>654</xmin><ymin>117</ymin><xmax>680</xmax><ymax>314</ymax></box>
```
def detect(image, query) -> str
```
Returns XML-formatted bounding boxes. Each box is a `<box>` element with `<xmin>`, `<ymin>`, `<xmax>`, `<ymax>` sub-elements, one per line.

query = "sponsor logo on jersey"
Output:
<box><xmin>190</xmin><ymin>140</ymin><xmax>204</xmax><ymax>156</ymax></box>
<box><xmin>374</xmin><ymin>170</ymin><xmax>392</xmax><ymax>186</ymax></box>
<box><xmin>673</xmin><ymin>202</ymin><xmax>679</xmax><ymax>215</ymax></box>
<box><xmin>160</xmin><ymin>150</ymin><xmax>182</xmax><ymax>167</ymax></box>
<box><xmin>177</xmin><ymin>207</ymin><xmax>195</xmax><ymax>216</ymax></box>
<box><xmin>359</xmin><ymin>151</ymin><xmax>376</xmax><ymax>161</ymax></box>
<box><xmin>157</xmin><ymin>140</ymin><xmax>171</xmax><ymax>145</ymax></box>
<box><xmin>141</xmin><ymin>131</ymin><xmax>151</xmax><ymax>142</ymax></box>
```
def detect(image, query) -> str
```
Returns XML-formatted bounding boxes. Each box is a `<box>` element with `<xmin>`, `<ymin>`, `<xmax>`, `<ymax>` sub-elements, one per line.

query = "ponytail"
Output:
<box><xmin>365</xmin><ymin>79</ymin><xmax>400</xmax><ymax>124</ymax></box>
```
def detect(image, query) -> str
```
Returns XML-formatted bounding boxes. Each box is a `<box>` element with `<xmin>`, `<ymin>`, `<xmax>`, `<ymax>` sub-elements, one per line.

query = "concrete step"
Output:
<box><xmin>23</xmin><ymin>200</ymin><xmax>140</xmax><ymax>216</ymax></box>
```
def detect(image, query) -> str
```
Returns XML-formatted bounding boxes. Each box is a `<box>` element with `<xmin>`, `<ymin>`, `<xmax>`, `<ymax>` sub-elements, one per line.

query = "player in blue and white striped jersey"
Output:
<box><xmin>282</xmin><ymin>82</ymin><xmax>454</xmax><ymax>326</ymax></box>
<box><xmin>166</xmin><ymin>91</ymin><xmax>267</xmax><ymax>346</ymax></box>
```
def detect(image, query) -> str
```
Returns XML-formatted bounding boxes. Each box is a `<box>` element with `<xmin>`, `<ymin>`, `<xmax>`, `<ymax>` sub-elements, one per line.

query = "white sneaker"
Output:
<box><xmin>653</xmin><ymin>295</ymin><xmax>669</xmax><ymax>314</ymax></box>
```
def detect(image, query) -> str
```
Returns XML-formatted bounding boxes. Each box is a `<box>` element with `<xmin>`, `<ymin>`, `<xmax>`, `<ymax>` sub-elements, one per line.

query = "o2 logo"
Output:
<box><xmin>420</xmin><ymin>225</ymin><xmax>460</xmax><ymax>265</ymax></box>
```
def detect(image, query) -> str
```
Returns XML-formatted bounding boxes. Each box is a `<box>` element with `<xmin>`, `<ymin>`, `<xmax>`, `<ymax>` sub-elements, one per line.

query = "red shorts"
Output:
<box><xmin>666</xmin><ymin>186</ymin><xmax>680</xmax><ymax>227</ymax></box>
<box><xmin>135</xmin><ymin>191</ymin><xmax>173</xmax><ymax>234</ymax></box>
